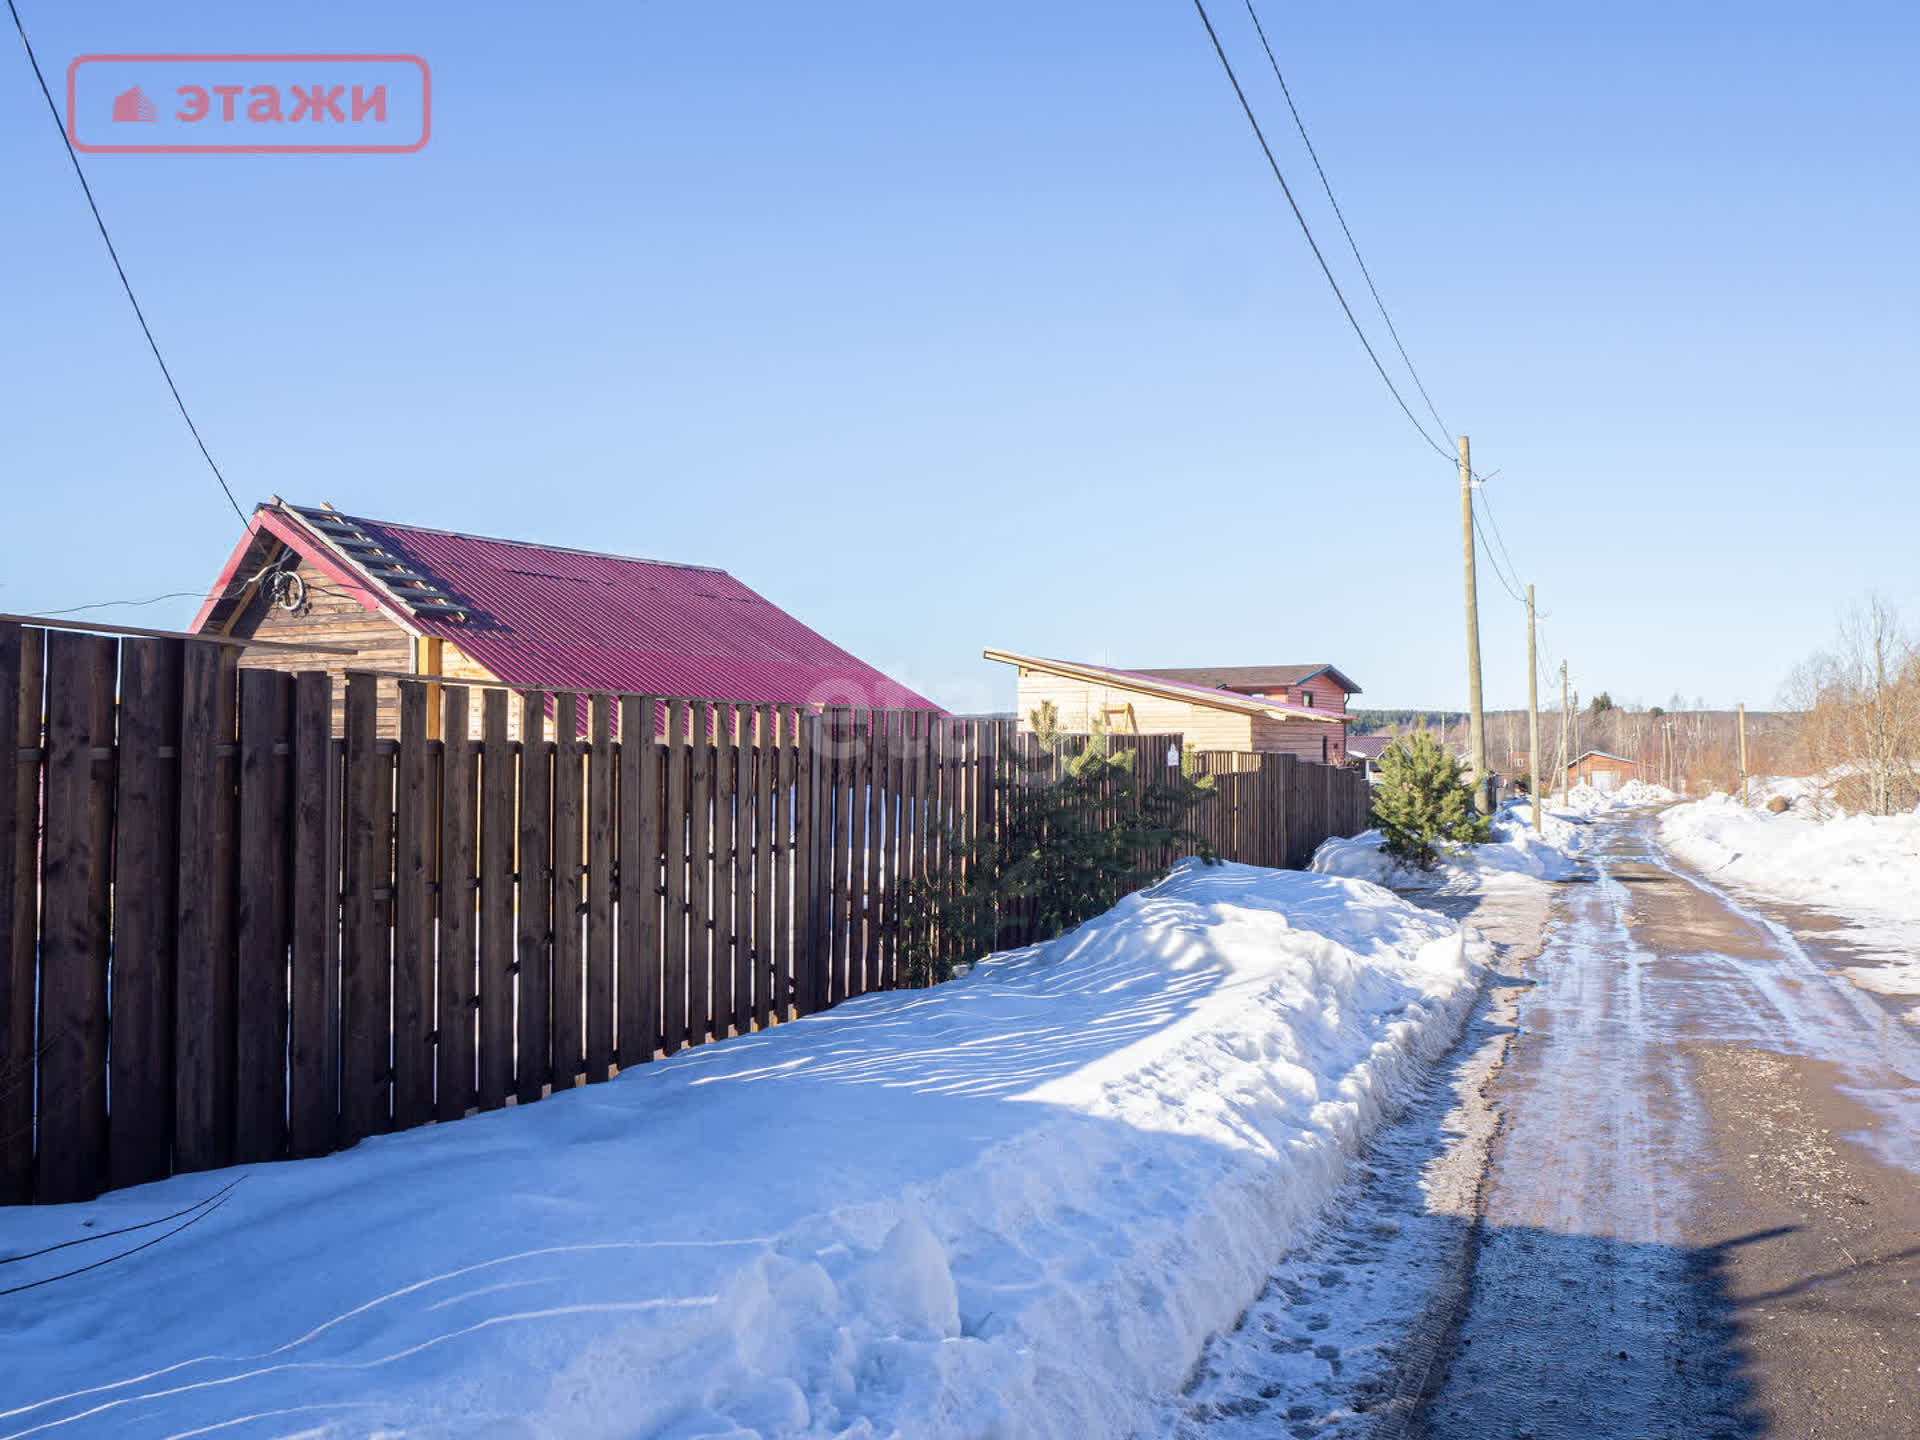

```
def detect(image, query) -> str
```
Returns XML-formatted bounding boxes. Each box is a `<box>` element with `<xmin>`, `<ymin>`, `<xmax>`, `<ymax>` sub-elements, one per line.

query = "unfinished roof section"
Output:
<box><xmin>1135</xmin><ymin>663</ymin><xmax>1363</xmax><ymax>696</ymax></box>
<box><xmin>196</xmin><ymin>501</ymin><xmax>939</xmax><ymax>709</ymax></box>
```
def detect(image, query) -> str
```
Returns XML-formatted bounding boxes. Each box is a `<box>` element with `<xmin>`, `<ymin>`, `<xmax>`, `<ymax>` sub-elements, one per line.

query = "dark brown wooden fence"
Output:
<box><xmin>2</xmin><ymin>622</ymin><xmax>1372</xmax><ymax>1205</ymax></box>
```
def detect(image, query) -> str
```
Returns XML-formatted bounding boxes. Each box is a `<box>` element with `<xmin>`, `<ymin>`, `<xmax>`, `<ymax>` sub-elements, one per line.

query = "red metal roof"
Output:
<box><xmin>203</xmin><ymin>504</ymin><xmax>938</xmax><ymax>710</ymax></box>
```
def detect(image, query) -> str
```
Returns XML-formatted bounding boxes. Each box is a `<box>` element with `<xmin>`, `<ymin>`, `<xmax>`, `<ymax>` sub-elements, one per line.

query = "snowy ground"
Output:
<box><xmin>1659</xmin><ymin>782</ymin><xmax>1920</xmax><ymax>1019</ymax></box>
<box><xmin>0</xmin><ymin>861</ymin><xmax>1486</xmax><ymax>1440</ymax></box>
<box><xmin>1309</xmin><ymin>795</ymin><xmax>1603</xmax><ymax>892</ymax></box>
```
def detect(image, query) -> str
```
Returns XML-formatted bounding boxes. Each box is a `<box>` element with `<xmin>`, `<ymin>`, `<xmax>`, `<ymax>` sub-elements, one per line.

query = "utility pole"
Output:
<box><xmin>1559</xmin><ymin>661</ymin><xmax>1570</xmax><ymax>806</ymax></box>
<box><xmin>1527</xmin><ymin>585</ymin><xmax>1541</xmax><ymax>832</ymax></box>
<box><xmin>1738</xmin><ymin>702</ymin><xmax>1749</xmax><ymax>806</ymax></box>
<box><xmin>1574</xmin><ymin>691</ymin><xmax>1582</xmax><ymax>791</ymax></box>
<box><xmin>1459</xmin><ymin>436</ymin><xmax>1489</xmax><ymax>811</ymax></box>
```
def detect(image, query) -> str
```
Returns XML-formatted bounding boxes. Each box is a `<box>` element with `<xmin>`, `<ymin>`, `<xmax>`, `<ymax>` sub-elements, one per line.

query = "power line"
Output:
<box><xmin>1472</xmin><ymin>510</ymin><xmax>1527</xmax><ymax>604</ymax></box>
<box><xmin>1240</xmin><ymin>0</ymin><xmax>1450</xmax><ymax>439</ymax></box>
<box><xmin>1189</xmin><ymin>0</ymin><xmax>1454</xmax><ymax>462</ymax></box>
<box><xmin>6</xmin><ymin>0</ymin><xmax>247</xmax><ymax>525</ymax></box>
<box><xmin>35</xmin><ymin>590</ymin><xmax>210</xmax><ymax>617</ymax></box>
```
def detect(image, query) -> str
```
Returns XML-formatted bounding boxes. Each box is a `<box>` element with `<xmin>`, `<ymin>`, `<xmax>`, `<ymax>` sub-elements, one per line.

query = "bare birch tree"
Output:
<box><xmin>1788</xmin><ymin>595</ymin><xmax>1920</xmax><ymax>815</ymax></box>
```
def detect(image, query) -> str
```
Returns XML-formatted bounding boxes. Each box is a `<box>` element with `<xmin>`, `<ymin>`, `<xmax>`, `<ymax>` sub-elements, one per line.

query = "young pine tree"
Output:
<box><xmin>1372</xmin><ymin>728</ymin><xmax>1491</xmax><ymax>870</ymax></box>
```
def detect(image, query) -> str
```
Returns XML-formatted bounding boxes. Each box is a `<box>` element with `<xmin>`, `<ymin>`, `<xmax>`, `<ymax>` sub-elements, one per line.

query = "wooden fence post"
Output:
<box><xmin>391</xmin><ymin>682</ymin><xmax>435</xmax><ymax>1130</ymax></box>
<box><xmin>234</xmin><ymin>666</ymin><xmax>293</xmax><ymax>1164</ymax></box>
<box><xmin>439</xmin><ymin>685</ymin><xmax>478</xmax><ymax>1118</ymax></box>
<box><xmin>551</xmin><ymin>693</ymin><xmax>585</xmax><ymax>1085</ymax></box>
<box><xmin>288</xmin><ymin>671</ymin><xmax>338</xmax><ymax>1157</ymax></box>
<box><xmin>109</xmin><ymin>636</ymin><xmax>182</xmax><ymax>1190</ymax></box>
<box><xmin>585</xmin><ymin>695</ymin><xmax>614</xmax><ymax>1080</ymax></box>
<box><xmin>1</xmin><ymin>624</ymin><xmax>36</xmax><ymax>1203</ymax></box>
<box><xmin>615</xmin><ymin>695</ymin><xmax>659</xmax><ymax>1069</ymax></box>
<box><xmin>516</xmin><ymin>690</ymin><xmax>553</xmax><ymax>1101</ymax></box>
<box><xmin>174</xmin><ymin>640</ymin><xmax>238</xmax><ymax>1176</ymax></box>
<box><xmin>796</xmin><ymin>709</ymin><xmax>824</xmax><ymax>1016</ymax></box>
<box><xmin>36</xmin><ymin>632</ymin><xmax>117</xmax><ymax>1202</ymax></box>
<box><xmin>341</xmin><ymin>672</ymin><xmax>392</xmax><ymax>1143</ymax></box>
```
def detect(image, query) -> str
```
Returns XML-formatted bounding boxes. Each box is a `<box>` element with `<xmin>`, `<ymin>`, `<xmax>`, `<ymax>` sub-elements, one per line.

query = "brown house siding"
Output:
<box><xmin>226</xmin><ymin>558</ymin><xmax>412</xmax><ymax>730</ymax></box>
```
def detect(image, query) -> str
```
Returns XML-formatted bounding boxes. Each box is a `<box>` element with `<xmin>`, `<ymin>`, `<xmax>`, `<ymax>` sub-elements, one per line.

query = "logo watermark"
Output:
<box><xmin>67</xmin><ymin>54</ymin><xmax>429</xmax><ymax>154</ymax></box>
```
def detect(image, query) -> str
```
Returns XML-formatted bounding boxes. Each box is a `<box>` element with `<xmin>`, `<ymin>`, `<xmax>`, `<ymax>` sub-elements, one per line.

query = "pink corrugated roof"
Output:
<box><xmin>292</xmin><ymin>508</ymin><xmax>937</xmax><ymax>709</ymax></box>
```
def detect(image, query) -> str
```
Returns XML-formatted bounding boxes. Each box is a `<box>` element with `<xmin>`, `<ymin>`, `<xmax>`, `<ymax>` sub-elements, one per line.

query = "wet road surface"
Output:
<box><xmin>1424</xmin><ymin>811</ymin><xmax>1920</xmax><ymax>1439</ymax></box>
<box><xmin>1167</xmin><ymin>809</ymin><xmax>1920</xmax><ymax>1439</ymax></box>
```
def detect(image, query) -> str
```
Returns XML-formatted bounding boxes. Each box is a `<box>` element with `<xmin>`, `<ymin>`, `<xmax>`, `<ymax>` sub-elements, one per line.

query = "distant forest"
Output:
<box><xmin>1350</xmin><ymin>709</ymin><xmax>1465</xmax><ymax>733</ymax></box>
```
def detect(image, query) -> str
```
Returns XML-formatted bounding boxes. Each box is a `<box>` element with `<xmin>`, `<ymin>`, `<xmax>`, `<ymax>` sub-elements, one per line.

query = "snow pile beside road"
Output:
<box><xmin>1310</xmin><ymin>797</ymin><xmax>1585</xmax><ymax>890</ymax></box>
<box><xmin>1660</xmin><ymin>791</ymin><xmax>1920</xmax><ymax>1009</ymax></box>
<box><xmin>1552</xmin><ymin>778</ymin><xmax>1678</xmax><ymax>814</ymax></box>
<box><xmin>0</xmin><ymin>861</ymin><xmax>1482</xmax><ymax>1440</ymax></box>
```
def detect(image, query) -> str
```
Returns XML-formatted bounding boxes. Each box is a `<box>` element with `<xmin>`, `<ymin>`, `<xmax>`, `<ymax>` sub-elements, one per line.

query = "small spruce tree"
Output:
<box><xmin>1372</xmin><ymin>728</ymin><xmax>1491</xmax><ymax>870</ymax></box>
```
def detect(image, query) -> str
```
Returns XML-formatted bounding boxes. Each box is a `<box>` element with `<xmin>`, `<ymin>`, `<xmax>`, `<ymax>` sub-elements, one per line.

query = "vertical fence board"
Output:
<box><xmin>712</xmin><ymin>705</ymin><xmax>736</xmax><ymax>1039</ymax></box>
<box><xmin>585</xmin><ymin>696</ymin><xmax>614</xmax><ymax>1080</ymax></box>
<box><xmin>36</xmin><ymin>633</ymin><xmax>116</xmax><ymax>1201</ymax></box>
<box><xmin>850</xmin><ymin>712</ymin><xmax>873</xmax><ymax>998</ymax></box>
<box><xmin>340</xmin><ymin>674</ymin><xmax>391</xmax><ymax>1143</ymax></box>
<box><xmin>515</xmin><ymin>693</ymin><xmax>553</xmax><ymax>1103</ymax></box>
<box><xmin>109</xmin><ymin>636</ymin><xmax>182</xmax><ymax>1189</ymax></box>
<box><xmin>288</xmin><ymin>673</ymin><xmax>337</xmax><ymax>1157</ymax></box>
<box><xmin>883</xmin><ymin>713</ymin><xmax>903</xmax><ymax>988</ymax></box>
<box><xmin>551</xmin><ymin>693</ymin><xmax>584</xmax><ymax>1089</ymax></box>
<box><xmin>826</xmin><ymin>711</ymin><xmax>850</xmax><ymax>1007</ymax></box>
<box><xmin>477</xmin><ymin>690</ymin><xmax>514</xmax><ymax>1110</ymax></box>
<box><xmin>662</xmin><ymin>700</ymin><xmax>689</xmax><ymax>1055</ymax></box>
<box><xmin>617</xmin><ymin>696</ymin><xmax>659</xmax><ymax>1067</ymax></box>
<box><xmin>438</xmin><ymin>687</ymin><xmax>477</xmax><ymax>1120</ymax></box>
<box><xmin>686</xmin><ymin>702</ymin><xmax>712</xmax><ymax>1046</ymax></box>
<box><xmin>1</xmin><ymin>626</ymin><xmax>37</xmax><ymax>1202</ymax></box>
<box><xmin>391</xmin><ymin>682</ymin><xmax>435</xmax><ymax>1129</ymax></box>
<box><xmin>234</xmin><ymin>667</ymin><xmax>293</xmax><ymax>1164</ymax></box>
<box><xmin>733</xmin><ymin>711</ymin><xmax>755</xmax><ymax>1036</ymax></box>
<box><xmin>174</xmin><ymin>641</ymin><xmax>238</xmax><ymax>1174</ymax></box>
<box><xmin>793</xmin><ymin>710</ymin><xmax>819</xmax><ymax>1016</ymax></box>
<box><xmin>755</xmin><ymin>705</ymin><xmax>776</xmax><ymax>1028</ymax></box>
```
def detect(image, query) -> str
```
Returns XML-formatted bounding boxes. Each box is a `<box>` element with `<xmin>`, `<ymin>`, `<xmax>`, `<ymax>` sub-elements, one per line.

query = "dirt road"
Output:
<box><xmin>1423</xmin><ymin>811</ymin><xmax>1920</xmax><ymax>1439</ymax></box>
<box><xmin>1169</xmin><ymin>808</ymin><xmax>1920</xmax><ymax>1439</ymax></box>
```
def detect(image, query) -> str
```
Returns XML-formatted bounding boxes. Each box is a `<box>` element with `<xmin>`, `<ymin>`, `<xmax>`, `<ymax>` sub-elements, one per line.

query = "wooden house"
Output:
<box><xmin>984</xmin><ymin>650</ymin><xmax>1359</xmax><ymax>763</ymax></box>
<box><xmin>193</xmin><ymin>500</ymin><xmax>936</xmax><ymax>732</ymax></box>
<box><xmin>1566</xmin><ymin>750</ymin><xmax>1641</xmax><ymax>793</ymax></box>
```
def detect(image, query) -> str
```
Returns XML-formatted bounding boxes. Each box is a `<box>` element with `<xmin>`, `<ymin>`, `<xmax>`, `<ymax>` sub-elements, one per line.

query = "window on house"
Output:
<box><xmin>1302</xmin><ymin>693</ymin><xmax>1314</xmax><ymax>707</ymax></box>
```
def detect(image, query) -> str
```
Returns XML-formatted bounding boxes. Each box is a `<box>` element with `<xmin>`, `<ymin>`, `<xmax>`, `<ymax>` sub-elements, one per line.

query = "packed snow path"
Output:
<box><xmin>1173</xmin><ymin>810</ymin><xmax>1920</xmax><ymax>1439</ymax></box>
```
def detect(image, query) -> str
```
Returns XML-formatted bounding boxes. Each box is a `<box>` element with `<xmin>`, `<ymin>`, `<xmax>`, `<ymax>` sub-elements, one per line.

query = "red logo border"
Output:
<box><xmin>67</xmin><ymin>53</ymin><xmax>431</xmax><ymax>155</ymax></box>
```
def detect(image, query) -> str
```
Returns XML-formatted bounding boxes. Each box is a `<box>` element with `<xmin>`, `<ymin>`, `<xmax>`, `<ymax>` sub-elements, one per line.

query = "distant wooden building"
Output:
<box><xmin>193</xmin><ymin>499</ymin><xmax>935</xmax><ymax>732</ymax></box>
<box><xmin>1567</xmin><ymin>750</ymin><xmax>1640</xmax><ymax>792</ymax></box>
<box><xmin>983</xmin><ymin>650</ymin><xmax>1359</xmax><ymax>763</ymax></box>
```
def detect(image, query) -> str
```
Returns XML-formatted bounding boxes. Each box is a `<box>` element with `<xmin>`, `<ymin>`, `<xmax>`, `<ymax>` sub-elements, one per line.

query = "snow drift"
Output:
<box><xmin>1660</xmin><ymin>788</ymin><xmax>1920</xmax><ymax>1014</ymax></box>
<box><xmin>1310</xmin><ymin>797</ymin><xmax>1587</xmax><ymax>889</ymax></box>
<box><xmin>0</xmin><ymin>861</ymin><xmax>1482</xmax><ymax>1439</ymax></box>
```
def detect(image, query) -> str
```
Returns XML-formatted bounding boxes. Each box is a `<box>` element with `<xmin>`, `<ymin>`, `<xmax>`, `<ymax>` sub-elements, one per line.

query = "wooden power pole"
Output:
<box><xmin>1459</xmin><ymin>436</ymin><xmax>1489</xmax><ymax>811</ymax></box>
<box><xmin>1527</xmin><ymin>584</ymin><xmax>1541</xmax><ymax>832</ymax></box>
<box><xmin>1738</xmin><ymin>702</ymin><xmax>1749</xmax><ymax>806</ymax></box>
<box><xmin>1559</xmin><ymin>661</ymin><xmax>1570</xmax><ymax>805</ymax></box>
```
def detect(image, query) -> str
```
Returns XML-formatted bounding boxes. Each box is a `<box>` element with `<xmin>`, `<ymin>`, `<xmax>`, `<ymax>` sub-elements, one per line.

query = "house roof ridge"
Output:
<box><xmin>291</xmin><ymin>503</ymin><xmax>732</xmax><ymax>576</ymax></box>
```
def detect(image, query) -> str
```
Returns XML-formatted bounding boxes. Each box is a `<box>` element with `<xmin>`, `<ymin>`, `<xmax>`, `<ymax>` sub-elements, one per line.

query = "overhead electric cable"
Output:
<box><xmin>1241</xmin><ymin>0</ymin><xmax>1450</xmax><ymax>438</ymax></box>
<box><xmin>6</xmin><ymin>0</ymin><xmax>247</xmax><ymax>525</ymax></box>
<box><xmin>1189</xmin><ymin>0</ymin><xmax>1454</xmax><ymax>461</ymax></box>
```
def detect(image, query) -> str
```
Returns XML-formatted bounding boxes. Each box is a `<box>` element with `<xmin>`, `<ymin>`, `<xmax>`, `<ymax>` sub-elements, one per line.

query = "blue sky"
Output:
<box><xmin>5</xmin><ymin>1</ymin><xmax>1916</xmax><ymax>714</ymax></box>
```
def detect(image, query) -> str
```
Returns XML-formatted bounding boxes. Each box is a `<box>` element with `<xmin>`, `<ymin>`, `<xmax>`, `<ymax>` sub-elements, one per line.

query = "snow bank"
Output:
<box><xmin>0</xmin><ymin>861</ymin><xmax>1482</xmax><ymax>1439</ymax></box>
<box><xmin>1310</xmin><ymin>797</ymin><xmax>1586</xmax><ymax>890</ymax></box>
<box><xmin>1551</xmin><ymin>778</ymin><xmax>1678</xmax><ymax>815</ymax></box>
<box><xmin>1660</xmin><ymin>790</ymin><xmax>1920</xmax><ymax>1013</ymax></box>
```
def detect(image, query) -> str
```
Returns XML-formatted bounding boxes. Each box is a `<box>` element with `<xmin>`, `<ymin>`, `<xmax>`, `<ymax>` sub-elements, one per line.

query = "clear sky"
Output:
<box><xmin>5</xmin><ymin>1</ymin><xmax>1916</xmax><ymax>714</ymax></box>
